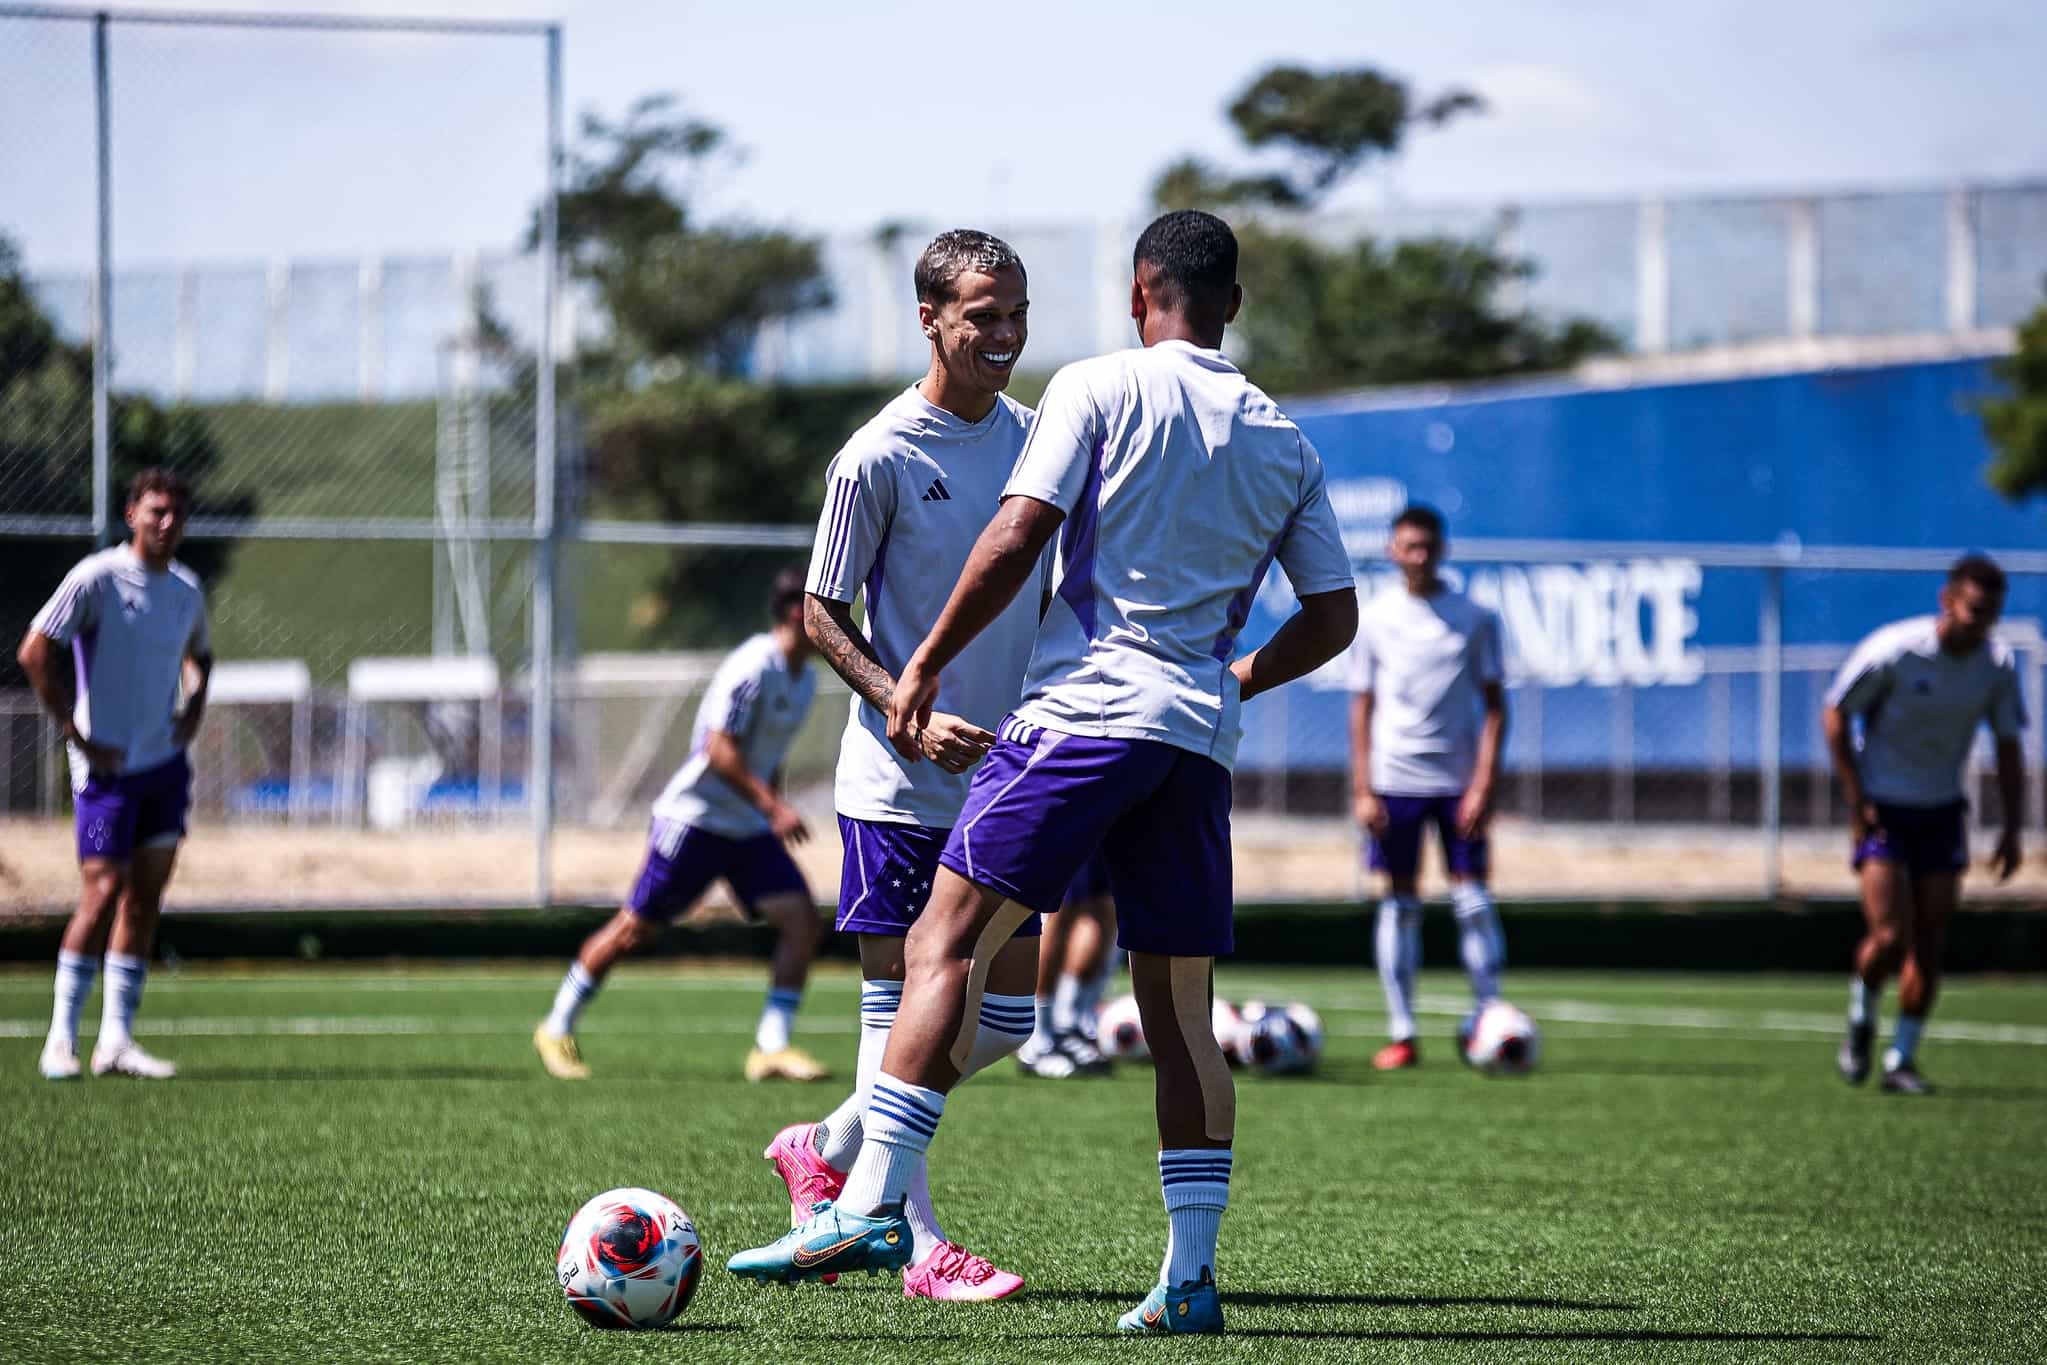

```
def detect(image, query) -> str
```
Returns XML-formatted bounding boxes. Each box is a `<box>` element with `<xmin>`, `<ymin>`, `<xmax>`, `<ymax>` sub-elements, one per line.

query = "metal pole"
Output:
<box><xmin>91</xmin><ymin>11</ymin><xmax>112</xmax><ymax>547</ymax></box>
<box><xmin>1759</xmin><ymin>567</ymin><xmax>1784</xmax><ymax>898</ymax></box>
<box><xmin>530</xmin><ymin>24</ymin><xmax>562</xmax><ymax>907</ymax></box>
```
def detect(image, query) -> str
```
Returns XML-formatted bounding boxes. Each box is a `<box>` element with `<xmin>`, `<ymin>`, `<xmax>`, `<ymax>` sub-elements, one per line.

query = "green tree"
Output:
<box><xmin>1151</xmin><ymin>65</ymin><xmax>1613</xmax><ymax>394</ymax></box>
<box><xmin>532</xmin><ymin>97</ymin><xmax>887</xmax><ymax>645</ymax></box>
<box><xmin>1981</xmin><ymin>290</ymin><xmax>2047</xmax><ymax>501</ymax></box>
<box><xmin>0</xmin><ymin>232</ymin><xmax>248</xmax><ymax>689</ymax></box>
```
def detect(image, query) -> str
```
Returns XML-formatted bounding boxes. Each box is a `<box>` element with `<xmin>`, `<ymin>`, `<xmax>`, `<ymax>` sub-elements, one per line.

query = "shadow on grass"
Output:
<box><xmin>180</xmin><ymin>1066</ymin><xmax>522</xmax><ymax>1083</ymax></box>
<box><xmin>1224</xmin><ymin>1330</ymin><xmax>1881</xmax><ymax>1344</ymax></box>
<box><xmin>1025</xmin><ymin>1290</ymin><xmax>1637</xmax><ymax>1312</ymax></box>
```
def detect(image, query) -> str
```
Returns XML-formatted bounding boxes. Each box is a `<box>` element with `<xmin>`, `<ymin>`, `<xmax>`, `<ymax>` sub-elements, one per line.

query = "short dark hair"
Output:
<box><xmin>1133</xmin><ymin>210</ymin><xmax>1238</xmax><ymax>321</ymax></box>
<box><xmin>127</xmin><ymin>467</ymin><xmax>190</xmax><ymax>507</ymax></box>
<box><xmin>1949</xmin><ymin>553</ymin><xmax>2006</xmax><ymax>597</ymax></box>
<box><xmin>1393</xmin><ymin>503</ymin><xmax>1445</xmax><ymax>539</ymax></box>
<box><xmin>914</xmin><ymin>229</ymin><xmax>1025</xmax><ymax>306</ymax></box>
<box><xmin>769</xmin><ymin>566</ymin><xmax>808</xmax><ymax>620</ymax></box>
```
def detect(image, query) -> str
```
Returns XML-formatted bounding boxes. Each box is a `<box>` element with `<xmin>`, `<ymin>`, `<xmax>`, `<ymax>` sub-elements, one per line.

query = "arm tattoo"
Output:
<box><xmin>806</xmin><ymin>596</ymin><xmax>897</xmax><ymax>714</ymax></box>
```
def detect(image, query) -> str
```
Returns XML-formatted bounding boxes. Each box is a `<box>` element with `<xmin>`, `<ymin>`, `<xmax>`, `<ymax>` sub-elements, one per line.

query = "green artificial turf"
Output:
<box><xmin>1</xmin><ymin>964</ymin><xmax>2042</xmax><ymax>1363</ymax></box>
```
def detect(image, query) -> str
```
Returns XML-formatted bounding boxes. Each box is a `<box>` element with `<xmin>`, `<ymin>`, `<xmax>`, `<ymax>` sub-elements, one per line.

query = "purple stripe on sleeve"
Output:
<box><xmin>821</xmin><ymin>479</ymin><xmax>858</xmax><ymax>587</ymax></box>
<box><xmin>1053</xmin><ymin>441</ymin><xmax>1105</xmax><ymax>640</ymax></box>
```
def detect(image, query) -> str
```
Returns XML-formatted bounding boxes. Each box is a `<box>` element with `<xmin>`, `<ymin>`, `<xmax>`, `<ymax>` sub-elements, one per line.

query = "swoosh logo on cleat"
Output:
<box><xmin>1143</xmin><ymin>1302</ymin><xmax>1164</xmax><ymax>1326</ymax></box>
<box><xmin>793</xmin><ymin>1233</ymin><xmax>866</xmax><ymax>1268</ymax></box>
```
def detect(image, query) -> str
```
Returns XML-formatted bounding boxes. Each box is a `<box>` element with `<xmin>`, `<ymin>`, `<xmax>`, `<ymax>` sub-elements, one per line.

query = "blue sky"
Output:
<box><xmin>4</xmin><ymin>0</ymin><xmax>2045</xmax><ymax>271</ymax></box>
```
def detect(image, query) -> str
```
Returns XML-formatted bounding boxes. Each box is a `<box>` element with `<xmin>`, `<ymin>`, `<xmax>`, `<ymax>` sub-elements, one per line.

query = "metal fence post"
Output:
<box><xmin>529</xmin><ymin>23</ymin><xmax>563</xmax><ymax>907</ymax></box>
<box><xmin>91</xmin><ymin>11</ymin><xmax>111</xmax><ymax>547</ymax></box>
<box><xmin>1760</xmin><ymin>566</ymin><xmax>1785</xmax><ymax>898</ymax></box>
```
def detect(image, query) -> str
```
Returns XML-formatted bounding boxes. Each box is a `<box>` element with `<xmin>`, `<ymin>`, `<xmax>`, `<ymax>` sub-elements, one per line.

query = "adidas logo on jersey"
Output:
<box><xmin>920</xmin><ymin>480</ymin><xmax>952</xmax><ymax>502</ymax></box>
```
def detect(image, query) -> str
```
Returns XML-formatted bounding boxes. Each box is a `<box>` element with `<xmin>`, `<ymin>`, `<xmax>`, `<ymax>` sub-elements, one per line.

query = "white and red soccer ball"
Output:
<box><xmin>556</xmin><ymin>1187</ymin><xmax>702</xmax><ymax>1329</ymax></box>
<box><xmin>1462</xmin><ymin>1000</ymin><xmax>1541</xmax><ymax>1076</ymax></box>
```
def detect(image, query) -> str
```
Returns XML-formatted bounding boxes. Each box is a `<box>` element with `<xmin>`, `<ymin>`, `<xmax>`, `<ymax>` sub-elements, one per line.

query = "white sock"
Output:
<box><xmin>1032</xmin><ymin>994</ymin><xmax>1054</xmax><ymax>1043</ymax></box>
<box><xmin>49</xmin><ymin>949</ymin><xmax>98</xmax><ymax>1048</ymax></box>
<box><xmin>817</xmin><ymin>978</ymin><xmax>899</xmax><ymax>1172</ymax></box>
<box><xmin>840</xmin><ymin>1077</ymin><xmax>945</xmax><ymax>1217</ymax></box>
<box><xmin>1051</xmin><ymin>974</ymin><xmax>1084</xmax><ymax>1033</ymax></box>
<box><xmin>99</xmin><ymin>951</ymin><xmax>147</xmax><ymax>1051</ymax></box>
<box><xmin>964</xmin><ymin>993</ymin><xmax>1035</xmax><ymax>1073</ymax></box>
<box><xmin>1451</xmin><ymin>883</ymin><xmax>1504</xmax><ymax>1004</ymax></box>
<box><xmin>1074</xmin><ymin>968</ymin><xmax>1109</xmax><ymax>1036</ymax></box>
<box><xmin>1375</xmin><ymin>897</ymin><xmax>1422</xmax><ymax>1040</ymax></box>
<box><xmin>755</xmin><ymin>985</ymin><xmax>803</xmax><ymax>1053</ymax></box>
<box><xmin>1159</xmin><ymin>1149</ymin><xmax>1232</xmax><ymax>1287</ymax></box>
<box><xmin>1885</xmin><ymin>1015</ymin><xmax>1925</xmax><ymax>1071</ymax></box>
<box><xmin>1848</xmin><ymin>978</ymin><xmax>1878</xmax><ymax>1029</ymax></box>
<box><xmin>903</xmin><ymin>1158</ymin><xmax>946</xmax><ymax>1261</ymax></box>
<box><xmin>543</xmin><ymin>962</ymin><xmax>597</xmax><ymax>1037</ymax></box>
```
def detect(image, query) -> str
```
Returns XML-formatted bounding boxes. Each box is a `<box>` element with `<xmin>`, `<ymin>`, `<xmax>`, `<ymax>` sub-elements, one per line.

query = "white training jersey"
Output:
<box><xmin>650</xmin><ymin>633</ymin><xmax>817</xmax><ymax>839</ymax></box>
<box><xmin>29</xmin><ymin>545</ymin><xmax>210</xmax><ymax>787</ymax></box>
<box><xmin>806</xmin><ymin>386</ymin><xmax>1047</xmax><ymax>828</ymax></box>
<box><xmin>1824</xmin><ymin>615</ymin><xmax>2027</xmax><ymax>807</ymax></box>
<box><xmin>1351</xmin><ymin>583</ymin><xmax>1505</xmax><ymax>797</ymax></box>
<box><xmin>1003</xmin><ymin>340</ymin><xmax>1354</xmax><ymax>770</ymax></box>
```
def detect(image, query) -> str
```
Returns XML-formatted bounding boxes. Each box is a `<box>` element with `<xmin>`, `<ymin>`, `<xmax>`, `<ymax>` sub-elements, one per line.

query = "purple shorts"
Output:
<box><xmin>836</xmin><ymin>816</ymin><xmax>1042</xmax><ymax>938</ymax></box>
<box><xmin>75</xmin><ymin>752</ymin><xmax>191</xmax><ymax>863</ymax></box>
<box><xmin>1063</xmin><ymin>850</ymin><xmax>1113</xmax><ymax>907</ymax></box>
<box><xmin>626</xmin><ymin>820</ymin><xmax>809</xmax><ymax>922</ymax></box>
<box><xmin>1853</xmin><ymin>800</ymin><xmax>1968</xmax><ymax>877</ymax></box>
<box><xmin>1367</xmin><ymin>792</ymin><xmax>1489</xmax><ymax>883</ymax></box>
<box><xmin>940</xmin><ymin>717</ymin><xmax>1233</xmax><ymax>958</ymax></box>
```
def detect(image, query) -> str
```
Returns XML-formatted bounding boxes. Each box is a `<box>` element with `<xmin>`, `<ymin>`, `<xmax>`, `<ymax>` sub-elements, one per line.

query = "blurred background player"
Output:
<box><xmin>759</xmin><ymin>229</ymin><xmax>1042</xmax><ymax>1301</ymax></box>
<box><xmin>534</xmin><ymin>569</ymin><xmax>828</xmax><ymax>1083</ymax></box>
<box><xmin>18</xmin><ymin>467</ymin><xmax>212</xmax><ymax>1081</ymax></box>
<box><xmin>1824</xmin><ymin>554</ymin><xmax>2026</xmax><ymax>1096</ymax></box>
<box><xmin>1018</xmin><ymin>852</ymin><xmax>1117</xmax><ymax>1077</ymax></box>
<box><xmin>730</xmin><ymin>211</ymin><xmax>1358</xmax><ymax>1336</ymax></box>
<box><xmin>1349</xmin><ymin>504</ymin><xmax>1509</xmax><ymax>1070</ymax></box>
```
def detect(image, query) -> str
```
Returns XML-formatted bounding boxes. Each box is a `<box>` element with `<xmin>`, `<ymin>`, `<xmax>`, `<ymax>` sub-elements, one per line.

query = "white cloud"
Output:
<box><xmin>1462</xmin><ymin>61</ymin><xmax>1629</xmax><ymax>134</ymax></box>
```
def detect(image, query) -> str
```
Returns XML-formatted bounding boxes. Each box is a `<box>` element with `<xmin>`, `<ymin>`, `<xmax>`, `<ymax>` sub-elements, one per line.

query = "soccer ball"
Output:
<box><xmin>1098</xmin><ymin>993</ymin><xmax>1148</xmax><ymax>1060</ymax></box>
<box><xmin>556</xmin><ymin>1187</ymin><xmax>703</xmax><ymax>1329</ymax></box>
<box><xmin>1245</xmin><ymin>1001</ymin><xmax>1322</xmax><ymax>1076</ymax></box>
<box><xmin>1211</xmin><ymin>998</ymin><xmax>1251</xmax><ymax>1068</ymax></box>
<box><xmin>1462</xmin><ymin>1001</ymin><xmax>1540</xmax><ymax>1076</ymax></box>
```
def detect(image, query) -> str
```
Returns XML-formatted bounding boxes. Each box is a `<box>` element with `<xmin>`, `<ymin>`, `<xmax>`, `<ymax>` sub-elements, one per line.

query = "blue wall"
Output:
<box><xmin>1238</xmin><ymin>357</ymin><xmax>2045</xmax><ymax>774</ymax></box>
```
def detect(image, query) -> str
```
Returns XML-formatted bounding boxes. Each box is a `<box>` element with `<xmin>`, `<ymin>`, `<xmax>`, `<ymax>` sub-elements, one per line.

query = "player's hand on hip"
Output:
<box><xmin>917</xmin><ymin>712</ymin><xmax>996</xmax><ymax>774</ymax></box>
<box><xmin>1991</xmin><ymin>828</ymin><xmax>2021</xmax><ymax>883</ymax></box>
<box><xmin>68</xmin><ymin>728</ymin><xmax>122</xmax><ymax>775</ymax></box>
<box><xmin>1850</xmin><ymin>801</ymin><xmax>1883</xmax><ymax>846</ymax></box>
<box><xmin>1353</xmin><ymin>790</ymin><xmax>1388</xmax><ymax>836</ymax></box>
<box><xmin>770</xmin><ymin>801</ymin><xmax>810</xmax><ymax>846</ymax></box>
<box><xmin>1456</xmin><ymin>786</ymin><xmax>1494</xmax><ymax>841</ymax></box>
<box><xmin>887</xmin><ymin>655</ymin><xmax>942</xmax><ymax>762</ymax></box>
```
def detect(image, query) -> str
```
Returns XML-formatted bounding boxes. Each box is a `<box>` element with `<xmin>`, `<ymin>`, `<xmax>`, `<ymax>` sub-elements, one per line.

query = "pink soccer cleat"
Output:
<box><xmin>762</xmin><ymin>1121</ymin><xmax>847</xmax><ymax>1227</ymax></box>
<box><xmin>902</xmin><ymin>1241</ymin><xmax>1025</xmax><ymax>1302</ymax></box>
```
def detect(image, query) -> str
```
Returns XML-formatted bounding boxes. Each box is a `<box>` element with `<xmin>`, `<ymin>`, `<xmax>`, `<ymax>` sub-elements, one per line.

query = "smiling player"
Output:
<box><xmin>753</xmin><ymin>229</ymin><xmax>1045</xmax><ymax>1302</ymax></box>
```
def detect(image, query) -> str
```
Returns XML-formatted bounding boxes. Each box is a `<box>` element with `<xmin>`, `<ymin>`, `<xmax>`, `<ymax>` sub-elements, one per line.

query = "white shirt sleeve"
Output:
<box><xmin>1348</xmin><ymin>619</ymin><xmax>1377</xmax><ymax>694</ymax></box>
<box><xmin>1275</xmin><ymin>437</ymin><xmax>1356</xmax><ymax>598</ymax></box>
<box><xmin>807</xmin><ymin>446</ymin><xmax>896</xmax><ymax>604</ymax></box>
<box><xmin>1824</xmin><ymin>632</ymin><xmax>1894</xmax><ymax>715</ymax></box>
<box><xmin>29</xmin><ymin>562</ymin><xmax>99</xmax><ymax>645</ymax></box>
<box><xmin>1002</xmin><ymin>364</ymin><xmax>1102</xmax><ymax>514</ymax></box>
<box><xmin>1988</xmin><ymin>653</ymin><xmax>2028</xmax><ymax>740</ymax></box>
<box><xmin>702</xmin><ymin>648</ymin><xmax>766</xmax><ymax>740</ymax></box>
<box><xmin>1474</xmin><ymin>608</ymin><xmax>1507</xmax><ymax>685</ymax></box>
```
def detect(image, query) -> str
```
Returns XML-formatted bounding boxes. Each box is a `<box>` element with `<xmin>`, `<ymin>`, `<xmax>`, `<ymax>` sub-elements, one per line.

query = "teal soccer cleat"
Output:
<box><xmin>726</xmin><ymin>1201</ymin><xmax>913</xmax><ymax>1285</ymax></box>
<box><xmin>1116</xmin><ymin>1269</ymin><xmax>1225</xmax><ymax>1334</ymax></box>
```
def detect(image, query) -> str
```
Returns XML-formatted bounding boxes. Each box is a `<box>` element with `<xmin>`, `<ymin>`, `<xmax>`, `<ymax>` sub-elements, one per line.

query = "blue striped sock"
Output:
<box><xmin>840</xmin><ymin>1077</ymin><xmax>946</xmax><ymax>1216</ymax></box>
<box><xmin>818</xmin><ymin>979</ymin><xmax>902</xmax><ymax>1170</ymax></box>
<box><xmin>1159</xmin><ymin>1149</ymin><xmax>1233</xmax><ymax>1287</ymax></box>
<box><xmin>757</xmin><ymin>985</ymin><xmax>804</xmax><ymax>1053</ymax></box>
<box><xmin>544</xmin><ymin>962</ymin><xmax>598</xmax><ymax>1037</ymax></box>
<box><xmin>964</xmin><ymin>991</ymin><xmax>1036</xmax><ymax>1074</ymax></box>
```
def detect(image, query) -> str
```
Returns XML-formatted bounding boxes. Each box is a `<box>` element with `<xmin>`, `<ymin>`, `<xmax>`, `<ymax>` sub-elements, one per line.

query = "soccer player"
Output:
<box><xmin>1348</xmin><ymin>504</ymin><xmax>1509</xmax><ymax>1070</ymax></box>
<box><xmin>1825</xmin><ymin>555</ymin><xmax>2026</xmax><ymax>1096</ymax></box>
<box><xmin>754</xmin><ymin>229</ymin><xmax>1041</xmax><ymax>1303</ymax></box>
<box><xmin>1017</xmin><ymin>854</ymin><xmax>1117</xmax><ymax>1077</ymax></box>
<box><xmin>728</xmin><ymin>211</ymin><xmax>1358</xmax><ymax>1336</ymax></box>
<box><xmin>19</xmin><ymin>468</ymin><xmax>212</xmax><ymax>1081</ymax></box>
<box><xmin>534</xmin><ymin>569</ymin><xmax>830</xmax><ymax>1083</ymax></box>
